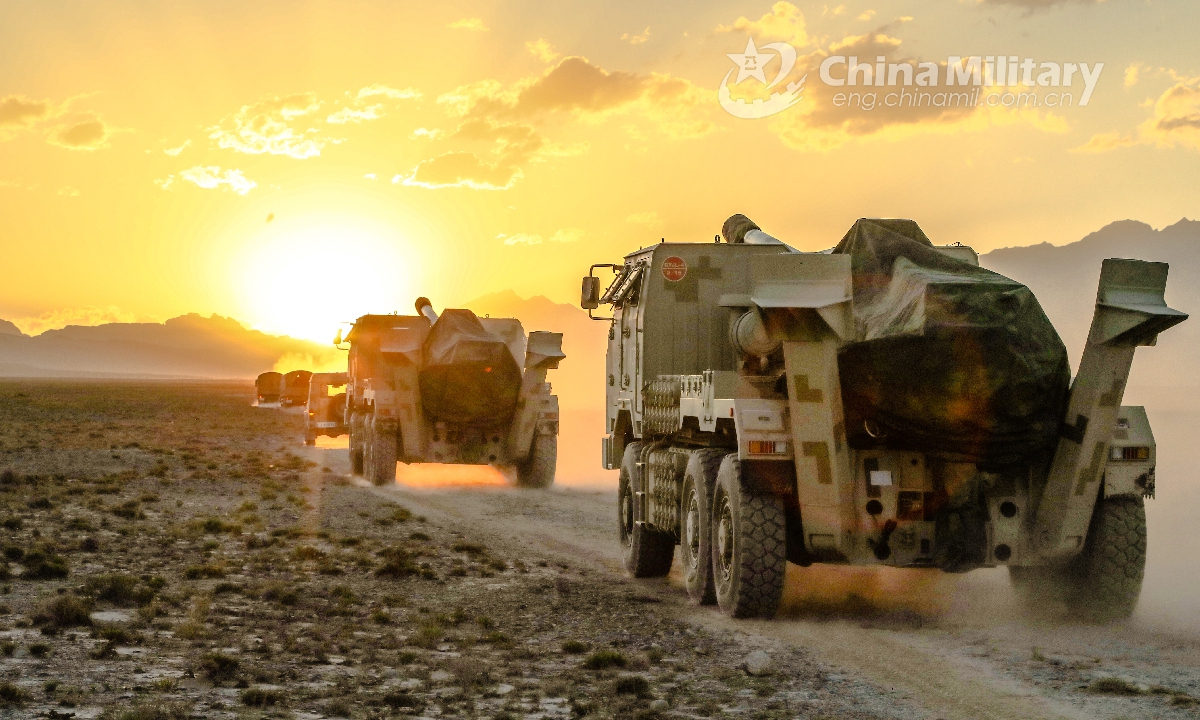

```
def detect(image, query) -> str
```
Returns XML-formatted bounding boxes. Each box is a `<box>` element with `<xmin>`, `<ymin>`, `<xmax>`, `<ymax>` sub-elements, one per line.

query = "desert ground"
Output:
<box><xmin>1</xmin><ymin>381</ymin><xmax>1198</xmax><ymax>720</ymax></box>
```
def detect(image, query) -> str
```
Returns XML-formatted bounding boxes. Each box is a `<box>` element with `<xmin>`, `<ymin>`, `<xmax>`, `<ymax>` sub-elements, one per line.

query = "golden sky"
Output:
<box><xmin>2</xmin><ymin>0</ymin><xmax>1198</xmax><ymax>341</ymax></box>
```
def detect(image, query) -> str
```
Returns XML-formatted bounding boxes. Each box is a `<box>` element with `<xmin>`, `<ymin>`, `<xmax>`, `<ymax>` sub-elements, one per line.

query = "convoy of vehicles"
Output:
<box><xmin>250</xmin><ymin>211</ymin><xmax>1183</xmax><ymax>625</ymax></box>
<box><xmin>580</xmin><ymin>214</ymin><xmax>1185</xmax><ymax>621</ymax></box>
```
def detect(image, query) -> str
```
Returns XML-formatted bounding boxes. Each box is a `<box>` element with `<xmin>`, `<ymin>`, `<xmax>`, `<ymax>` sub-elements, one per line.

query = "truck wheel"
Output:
<box><xmin>618</xmin><ymin>442</ymin><xmax>674</xmax><ymax>578</ymax></box>
<box><xmin>680</xmin><ymin>449</ymin><xmax>724</xmax><ymax>605</ymax></box>
<box><xmin>516</xmin><ymin>431</ymin><xmax>556</xmax><ymax>488</ymax></box>
<box><xmin>1074</xmin><ymin>495</ymin><xmax>1147</xmax><ymax>621</ymax></box>
<box><xmin>1011</xmin><ymin>495</ymin><xmax>1147</xmax><ymax>622</ymax></box>
<box><xmin>368</xmin><ymin>423</ymin><xmax>397</xmax><ymax>486</ymax></box>
<box><xmin>711</xmin><ymin>455</ymin><xmax>787</xmax><ymax>619</ymax></box>
<box><xmin>349</xmin><ymin>414</ymin><xmax>365</xmax><ymax>476</ymax></box>
<box><xmin>304</xmin><ymin>429</ymin><xmax>317</xmax><ymax>446</ymax></box>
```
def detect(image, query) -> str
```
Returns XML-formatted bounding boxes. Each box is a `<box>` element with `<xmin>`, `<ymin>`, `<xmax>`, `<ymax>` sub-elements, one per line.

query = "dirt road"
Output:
<box><xmin>299</xmin><ymin>438</ymin><xmax>1200</xmax><ymax>720</ymax></box>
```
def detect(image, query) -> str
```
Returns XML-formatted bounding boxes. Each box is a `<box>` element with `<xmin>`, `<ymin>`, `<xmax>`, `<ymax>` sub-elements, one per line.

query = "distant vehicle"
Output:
<box><xmin>255</xmin><ymin>371</ymin><xmax>283</xmax><ymax>405</ymax></box>
<box><xmin>305</xmin><ymin>372</ymin><xmax>348</xmax><ymax>445</ymax></box>
<box><xmin>341</xmin><ymin>297</ymin><xmax>564</xmax><ymax>487</ymax></box>
<box><xmin>581</xmin><ymin>214</ymin><xmax>1186</xmax><ymax>621</ymax></box>
<box><xmin>281</xmin><ymin>370</ymin><xmax>313</xmax><ymax>407</ymax></box>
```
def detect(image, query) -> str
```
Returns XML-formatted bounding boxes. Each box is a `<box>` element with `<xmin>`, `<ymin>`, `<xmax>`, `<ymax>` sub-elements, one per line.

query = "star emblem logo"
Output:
<box><xmin>726</xmin><ymin>38</ymin><xmax>775</xmax><ymax>85</ymax></box>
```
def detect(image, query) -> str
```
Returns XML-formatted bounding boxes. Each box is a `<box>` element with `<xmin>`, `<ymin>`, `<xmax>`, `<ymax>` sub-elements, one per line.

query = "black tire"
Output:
<box><xmin>618</xmin><ymin>442</ymin><xmax>674</xmax><ymax>578</ymax></box>
<box><xmin>368</xmin><ymin>420</ymin><xmax>397</xmax><ymax>486</ymax></box>
<box><xmin>349</xmin><ymin>414</ymin><xmax>365</xmax><ymax>476</ymax></box>
<box><xmin>516</xmin><ymin>432</ymin><xmax>556</xmax><ymax>488</ymax></box>
<box><xmin>681</xmin><ymin>449</ymin><xmax>724</xmax><ymax>605</ymax></box>
<box><xmin>711</xmin><ymin>455</ymin><xmax>787</xmax><ymax>619</ymax></box>
<box><xmin>304</xmin><ymin>429</ymin><xmax>317</xmax><ymax>446</ymax></box>
<box><xmin>1010</xmin><ymin>495</ymin><xmax>1147</xmax><ymax>622</ymax></box>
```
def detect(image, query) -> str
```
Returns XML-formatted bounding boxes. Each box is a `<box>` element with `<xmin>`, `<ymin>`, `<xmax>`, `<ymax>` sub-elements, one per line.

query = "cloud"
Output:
<box><xmin>441</xmin><ymin>56</ymin><xmax>715</xmax><ymax>138</ymax></box>
<box><xmin>1078</xmin><ymin>74</ymin><xmax>1200</xmax><ymax>154</ymax></box>
<box><xmin>164</xmin><ymin>139</ymin><xmax>191</xmax><ymax>156</ymax></box>
<box><xmin>765</xmin><ymin>28</ymin><xmax>1069</xmax><ymax>152</ymax></box>
<box><xmin>403</xmin><ymin>115</ymin><xmax>589</xmax><ymax>191</ymax></box>
<box><xmin>526</xmin><ymin>39</ymin><xmax>559</xmax><ymax>63</ymax></box>
<box><xmin>403</xmin><ymin>151</ymin><xmax>522</xmax><ymax>190</ymax></box>
<box><xmin>1124</xmin><ymin>63</ymin><xmax>1141</xmax><ymax>88</ymax></box>
<box><xmin>48</xmin><ymin>114</ymin><xmax>112</xmax><ymax>150</ymax></box>
<box><xmin>621</xmin><ymin>27</ymin><xmax>650</xmax><ymax>45</ymax></box>
<box><xmin>626</xmin><ymin>211</ymin><xmax>660</xmax><ymax>226</ymax></box>
<box><xmin>1071</xmin><ymin>131</ymin><xmax>1137</xmax><ymax>153</ymax></box>
<box><xmin>497</xmin><ymin>228</ymin><xmax>582</xmax><ymax>246</ymax></box>
<box><xmin>157</xmin><ymin>165</ymin><xmax>257</xmax><ymax>195</ymax></box>
<box><xmin>1138</xmin><ymin>75</ymin><xmax>1200</xmax><ymax>151</ymax></box>
<box><xmin>354</xmin><ymin>84</ymin><xmax>420</xmax><ymax>101</ymax></box>
<box><xmin>326</xmin><ymin>84</ymin><xmax>420</xmax><ymax>124</ymax></box>
<box><xmin>448</xmin><ymin>17</ymin><xmax>488</xmax><ymax>31</ymax></box>
<box><xmin>979</xmin><ymin>0</ymin><xmax>1105</xmax><ymax>7</ymax></box>
<box><xmin>858</xmin><ymin>9</ymin><xmax>877</xmax><ymax>21</ymax></box>
<box><xmin>0</xmin><ymin>95</ymin><xmax>51</xmax><ymax>128</ymax></box>
<box><xmin>417</xmin><ymin>57</ymin><xmax>714</xmax><ymax>189</ymax></box>
<box><xmin>717</xmin><ymin>2</ymin><xmax>810</xmax><ymax>47</ymax></box>
<box><xmin>210</xmin><ymin>92</ymin><xmax>324</xmax><ymax>159</ymax></box>
<box><xmin>327</xmin><ymin>105</ymin><xmax>385</xmax><ymax>124</ymax></box>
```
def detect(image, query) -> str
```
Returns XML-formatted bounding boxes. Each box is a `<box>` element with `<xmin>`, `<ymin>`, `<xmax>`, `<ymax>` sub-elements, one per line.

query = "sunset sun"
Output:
<box><xmin>236</xmin><ymin>215</ymin><xmax>414</xmax><ymax>343</ymax></box>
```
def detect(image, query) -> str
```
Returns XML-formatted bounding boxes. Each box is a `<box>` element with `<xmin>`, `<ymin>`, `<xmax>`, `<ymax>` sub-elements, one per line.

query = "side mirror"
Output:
<box><xmin>581</xmin><ymin>276</ymin><xmax>600</xmax><ymax>310</ymax></box>
<box><xmin>333</xmin><ymin>329</ymin><xmax>343</xmax><ymax>345</ymax></box>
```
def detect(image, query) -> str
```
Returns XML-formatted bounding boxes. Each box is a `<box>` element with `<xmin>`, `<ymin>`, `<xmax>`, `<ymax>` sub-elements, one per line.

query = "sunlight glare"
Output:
<box><xmin>237</xmin><ymin>216</ymin><xmax>414</xmax><ymax>342</ymax></box>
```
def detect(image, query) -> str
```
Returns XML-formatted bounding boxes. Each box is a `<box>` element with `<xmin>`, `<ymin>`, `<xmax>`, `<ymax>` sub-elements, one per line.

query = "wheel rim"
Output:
<box><xmin>715</xmin><ymin>490</ymin><xmax>734</xmax><ymax>581</ymax></box>
<box><xmin>619</xmin><ymin>481</ymin><xmax>634</xmax><ymax>547</ymax></box>
<box><xmin>684</xmin><ymin>487</ymin><xmax>701</xmax><ymax>570</ymax></box>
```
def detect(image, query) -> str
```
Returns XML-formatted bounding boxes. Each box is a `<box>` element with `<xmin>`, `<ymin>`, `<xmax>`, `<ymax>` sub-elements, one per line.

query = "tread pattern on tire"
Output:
<box><xmin>349</xmin><ymin>414</ymin><xmax>365</xmax><ymax>476</ymax></box>
<box><xmin>517</xmin><ymin>432</ymin><xmax>556</xmax><ymax>488</ymax></box>
<box><xmin>368</xmin><ymin>420</ymin><xmax>397</xmax><ymax>485</ymax></box>
<box><xmin>713</xmin><ymin>456</ymin><xmax>786</xmax><ymax>619</ymax></box>
<box><xmin>1010</xmin><ymin>495</ymin><xmax>1146</xmax><ymax>622</ymax></box>
<box><xmin>620</xmin><ymin>442</ymin><xmax>674</xmax><ymax>578</ymax></box>
<box><xmin>681</xmin><ymin>449</ymin><xmax>725</xmax><ymax>605</ymax></box>
<box><xmin>1073</xmin><ymin>495</ymin><xmax>1146</xmax><ymax>620</ymax></box>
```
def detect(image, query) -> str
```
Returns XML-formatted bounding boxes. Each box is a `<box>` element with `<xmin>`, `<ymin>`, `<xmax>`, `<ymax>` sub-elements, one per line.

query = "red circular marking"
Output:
<box><xmin>662</xmin><ymin>256</ymin><xmax>688</xmax><ymax>282</ymax></box>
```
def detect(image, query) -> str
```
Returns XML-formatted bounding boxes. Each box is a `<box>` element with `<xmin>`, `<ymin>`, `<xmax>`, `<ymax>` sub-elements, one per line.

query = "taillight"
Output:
<box><xmin>1109</xmin><ymin>446</ymin><xmax>1150</xmax><ymax>461</ymax></box>
<box><xmin>747</xmin><ymin>440</ymin><xmax>788</xmax><ymax>455</ymax></box>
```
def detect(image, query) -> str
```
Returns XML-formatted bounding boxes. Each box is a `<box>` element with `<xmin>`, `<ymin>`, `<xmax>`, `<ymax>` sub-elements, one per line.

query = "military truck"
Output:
<box><xmin>340</xmin><ymin>298</ymin><xmax>564</xmax><ymax>487</ymax></box>
<box><xmin>304</xmin><ymin>372</ymin><xmax>348</xmax><ymax>445</ymax></box>
<box><xmin>281</xmin><ymin>370</ymin><xmax>313</xmax><ymax>408</ymax></box>
<box><xmin>255</xmin><ymin>371</ymin><xmax>283</xmax><ymax>405</ymax></box>
<box><xmin>581</xmin><ymin>214</ymin><xmax>1185</xmax><ymax>620</ymax></box>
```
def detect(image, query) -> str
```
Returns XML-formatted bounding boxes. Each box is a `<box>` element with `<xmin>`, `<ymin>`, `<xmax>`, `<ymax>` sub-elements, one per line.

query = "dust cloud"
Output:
<box><xmin>544</xmin><ymin>390</ymin><xmax>1200</xmax><ymax>635</ymax></box>
<box><xmin>273</xmin><ymin>350</ymin><xmax>344</xmax><ymax>374</ymax></box>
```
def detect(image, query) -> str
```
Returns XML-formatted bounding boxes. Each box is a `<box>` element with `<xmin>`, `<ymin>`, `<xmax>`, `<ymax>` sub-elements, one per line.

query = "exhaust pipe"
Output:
<box><xmin>415</xmin><ymin>297</ymin><xmax>439</xmax><ymax>324</ymax></box>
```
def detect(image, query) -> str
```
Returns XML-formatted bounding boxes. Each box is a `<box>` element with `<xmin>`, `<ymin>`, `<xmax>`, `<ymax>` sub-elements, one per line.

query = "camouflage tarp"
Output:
<box><xmin>834</xmin><ymin>218</ymin><xmax>1071</xmax><ymax>466</ymax></box>
<box><xmin>419</xmin><ymin>309</ymin><xmax>523</xmax><ymax>425</ymax></box>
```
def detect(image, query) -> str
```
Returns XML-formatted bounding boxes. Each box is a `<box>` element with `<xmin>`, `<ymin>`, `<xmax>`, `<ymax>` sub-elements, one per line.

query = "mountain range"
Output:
<box><xmin>979</xmin><ymin>218</ymin><xmax>1198</xmax><ymax>388</ymax></box>
<box><xmin>0</xmin><ymin>217</ymin><xmax>1194</xmax><ymax>402</ymax></box>
<box><xmin>0</xmin><ymin>313</ymin><xmax>335</xmax><ymax>380</ymax></box>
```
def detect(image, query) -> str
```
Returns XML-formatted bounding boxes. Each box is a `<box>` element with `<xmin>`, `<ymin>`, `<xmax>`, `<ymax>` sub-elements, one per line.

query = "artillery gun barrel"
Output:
<box><xmin>415</xmin><ymin>297</ymin><xmax>439</xmax><ymax>324</ymax></box>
